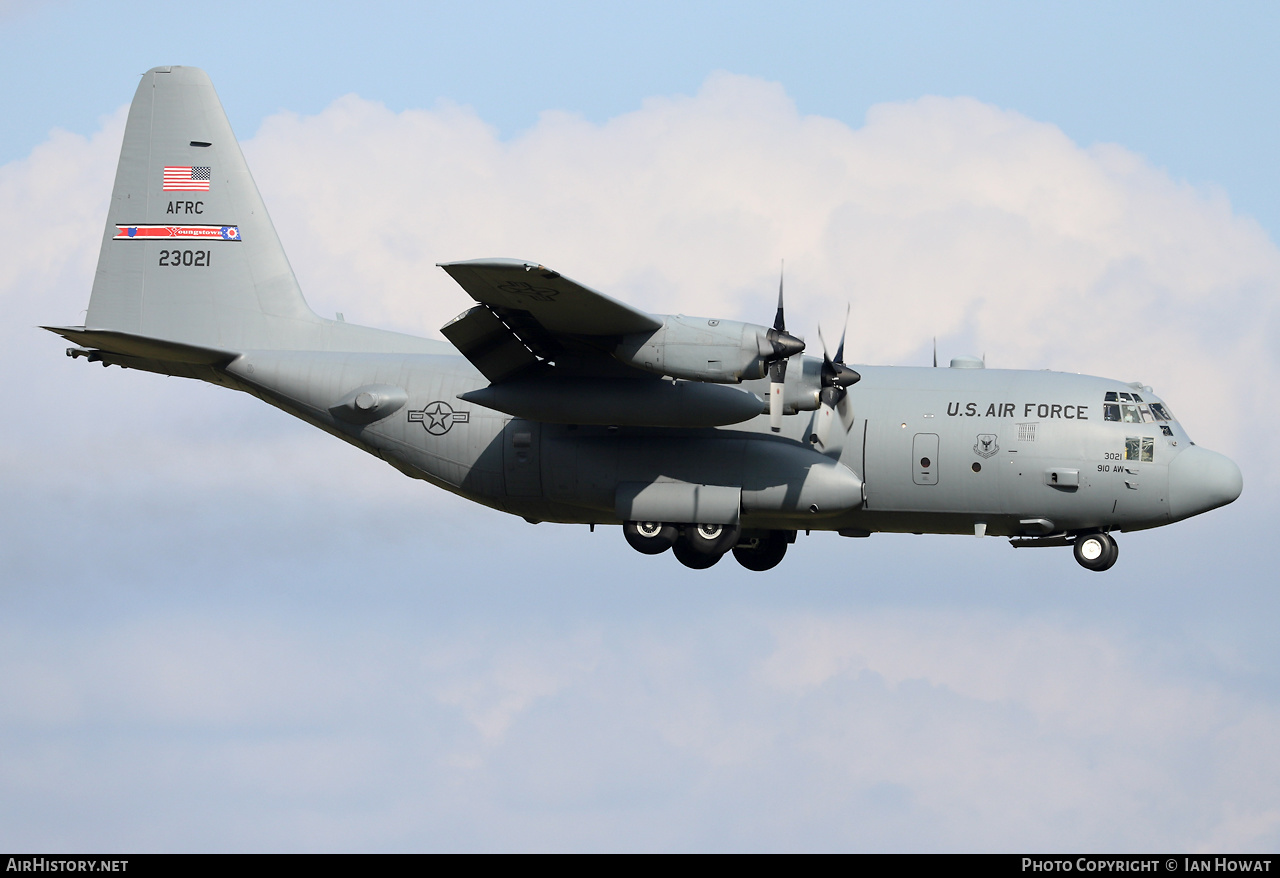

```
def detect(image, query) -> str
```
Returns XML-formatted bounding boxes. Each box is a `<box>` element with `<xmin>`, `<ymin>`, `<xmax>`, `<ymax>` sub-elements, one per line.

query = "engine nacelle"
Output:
<box><xmin>745</xmin><ymin>355</ymin><xmax>824</xmax><ymax>416</ymax></box>
<box><xmin>614</xmin><ymin>315</ymin><xmax>803</xmax><ymax>384</ymax></box>
<box><xmin>777</xmin><ymin>355</ymin><xmax>823</xmax><ymax>414</ymax></box>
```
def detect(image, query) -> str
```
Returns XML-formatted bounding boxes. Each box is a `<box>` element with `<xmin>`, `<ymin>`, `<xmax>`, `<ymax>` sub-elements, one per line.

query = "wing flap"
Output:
<box><xmin>439</xmin><ymin>306</ymin><xmax>542</xmax><ymax>383</ymax></box>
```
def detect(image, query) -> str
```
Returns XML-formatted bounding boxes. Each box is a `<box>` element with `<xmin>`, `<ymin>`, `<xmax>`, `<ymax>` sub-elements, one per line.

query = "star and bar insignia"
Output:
<box><xmin>408</xmin><ymin>401</ymin><xmax>470</xmax><ymax>435</ymax></box>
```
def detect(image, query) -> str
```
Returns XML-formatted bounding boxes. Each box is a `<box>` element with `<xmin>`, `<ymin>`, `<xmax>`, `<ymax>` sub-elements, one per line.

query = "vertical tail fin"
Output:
<box><xmin>85</xmin><ymin>66</ymin><xmax>321</xmax><ymax>350</ymax></box>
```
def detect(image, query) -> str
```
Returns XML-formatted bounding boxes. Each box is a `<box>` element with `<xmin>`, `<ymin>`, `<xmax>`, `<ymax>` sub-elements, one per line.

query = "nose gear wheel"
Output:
<box><xmin>1073</xmin><ymin>532</ymin><xmax>1118</xmax><ymax>571</ymax></box>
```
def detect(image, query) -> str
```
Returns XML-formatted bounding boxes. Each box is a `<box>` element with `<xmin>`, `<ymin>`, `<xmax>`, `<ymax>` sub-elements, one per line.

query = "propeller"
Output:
<box><xmin>812</xmin><ymin>305</ymin><xmax>861</xmax><ymax>450</ymax></box>
<box><xmin>767</xmin><ymin>263</ymin><xmax>805</xmax><ymax>432</ymax></box>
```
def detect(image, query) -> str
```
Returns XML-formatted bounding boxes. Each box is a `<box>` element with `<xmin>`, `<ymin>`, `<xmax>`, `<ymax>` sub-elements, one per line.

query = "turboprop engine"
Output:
<box><xmin>613</xmin><ymin>315</ymin><xmax>805</xmax><ymax>384</ymax></box>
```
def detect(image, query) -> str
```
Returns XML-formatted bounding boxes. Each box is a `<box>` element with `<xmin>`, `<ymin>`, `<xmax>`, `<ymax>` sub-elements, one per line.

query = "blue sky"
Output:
<box><xmin>4</xmin><ymin>2</ymin><xmax>1279</xmax><ymax>234</ymax></box>
<box><xmin>1</xmin><ymin>1</ymin><xmax>1278</xmax><ymax>852</ymax></box>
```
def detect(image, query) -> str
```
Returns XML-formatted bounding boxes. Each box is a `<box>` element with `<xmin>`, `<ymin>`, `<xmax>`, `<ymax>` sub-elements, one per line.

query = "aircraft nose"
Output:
<box><xmin>1167</xmin><ymin>445</ymin><xmax>1243</xmax><ymax>521</ymax></box>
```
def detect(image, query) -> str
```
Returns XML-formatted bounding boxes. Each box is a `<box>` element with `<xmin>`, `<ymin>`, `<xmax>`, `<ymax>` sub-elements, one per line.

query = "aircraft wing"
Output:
<box><xmin>438</xmin><ymin>259</ymin><xmax>662</xmax><ymax>383</ymax></box>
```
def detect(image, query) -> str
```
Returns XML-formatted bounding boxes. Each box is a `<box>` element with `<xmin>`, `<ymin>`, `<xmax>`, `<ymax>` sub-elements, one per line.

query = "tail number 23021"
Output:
<box><xmin>158</xmin><ymin>249</ymin><xmax>210</xmax><ymax>267</ymax></box>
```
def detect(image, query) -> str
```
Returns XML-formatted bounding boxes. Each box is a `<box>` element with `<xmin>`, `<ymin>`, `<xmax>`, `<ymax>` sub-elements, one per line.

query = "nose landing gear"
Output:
<box><xmin>1073</xmin><ymin>532</ymin><xmax>1119</xmax><ymax>571</ymax></box>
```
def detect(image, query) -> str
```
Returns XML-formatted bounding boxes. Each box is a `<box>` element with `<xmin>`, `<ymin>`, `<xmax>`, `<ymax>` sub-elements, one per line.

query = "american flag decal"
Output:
<box><xmin>163</xmin><ymin>166</ymin><xmax>211</xmax><ymax>191</ymax></box>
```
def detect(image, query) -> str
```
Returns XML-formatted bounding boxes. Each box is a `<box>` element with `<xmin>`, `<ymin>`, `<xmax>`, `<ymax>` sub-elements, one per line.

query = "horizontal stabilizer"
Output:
<box><xmin>42</xmin><ymin>326</ymin><xmax>237</xmax><ymax>365</ymax></box>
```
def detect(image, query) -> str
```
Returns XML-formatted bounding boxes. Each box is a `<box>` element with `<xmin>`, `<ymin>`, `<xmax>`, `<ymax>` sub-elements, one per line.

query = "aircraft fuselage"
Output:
<box><xmin>221</xmin><ymin>348</ymin><xmax>1236</xmax><ymax>542</ymax></box>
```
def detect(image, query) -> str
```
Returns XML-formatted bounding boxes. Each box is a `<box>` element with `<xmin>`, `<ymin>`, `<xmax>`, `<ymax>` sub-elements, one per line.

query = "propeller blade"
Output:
<box><xmin>768</xmin><ymin>357</ymin><xmax>786</xmax><ymax>432</ymax></box>
<box><xmin>774</xmin><ymin>260</ymin><xmax>786</xmax><ymax>331</ymax></box>
<box><xmin>769</xmin><ymin>383</ymin><xmax>784</xmax><ymax>431</ymax></box>
<box><xmin>767</xmin><ymin>262</ymin><xmax>799</xmax><ymax>433</ymax></box>
<box><xmin>764</xmin><ymin>263</ymin><xmax>804</xmax><ymax>361</ymax></box>
<box><xmin>835</xmin><ymin>303</ymin><xmax>849</xmax><ymax>365</ymax></box>
<box><xmin>813</xmin><ymin>386</ymin><xmax>848</xmax><ymax>450</ymax></box>
<box><xmin>813</xmin><ymin>402</ymin><xmax>835</xmax><ymax>448</ymax></box>
<box><xmin>836</xmin><ymin>391</ymin><xmax>854</xmax><ymax>429</ymax></box>
<box><xmin>813</xmin><ymin>310</ymin><xmax>858</xmax><ymax>451</ymax></box>
<box><xmin>814</xmin><ymin>390</ymin><xmax>857</xmax><ymax>451</ymax></box>
<box><xmin>818</xmin><ymin>325</ymin><xmax>834</xmax><ymax>371</ymax></box>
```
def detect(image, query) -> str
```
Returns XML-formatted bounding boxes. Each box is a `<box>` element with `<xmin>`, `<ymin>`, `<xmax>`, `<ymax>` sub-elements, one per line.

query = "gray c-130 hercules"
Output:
<box><xmin>46</xmin><ymin>67</ymin><xmax>1243</xmax><ymax>573</ymax></box>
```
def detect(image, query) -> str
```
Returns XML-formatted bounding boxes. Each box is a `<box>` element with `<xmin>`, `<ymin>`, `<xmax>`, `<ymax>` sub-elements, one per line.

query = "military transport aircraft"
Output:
<box><xmin>46</xmin><ymin>67</ymin><xmax>1243</xmax><ymax>573</ymax></box>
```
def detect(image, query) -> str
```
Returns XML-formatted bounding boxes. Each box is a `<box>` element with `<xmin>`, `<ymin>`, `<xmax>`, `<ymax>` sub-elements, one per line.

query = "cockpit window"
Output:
<box><xmin>1105</xmin><ymin>393</ymin><xmax>1174</xmax><ymax>424</ymax></box>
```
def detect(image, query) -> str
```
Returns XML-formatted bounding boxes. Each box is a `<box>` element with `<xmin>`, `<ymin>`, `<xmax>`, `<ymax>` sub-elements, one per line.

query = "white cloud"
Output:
<box><xmin>2</xmin><ymin>609</ymin><xmax>1278</xmax><ymax>851</ymax></box>
<box><xmin>4</xmin><ymin>71</ymin><xmax>1274</xmax><ymax>488</ymax></box>
<box><xmin>239</xmin><ymin>72</ymin><xmax>1279</xmax><ymax>466</ymax></box>
<box><xmin>756</xmin><ymin>610</ymin><xmax>1280</xmax><ymax>850</ymax></box>
<box><xmin>2</xmin><ymin>72</ymin><xmax>1277</xmax><ymax>852</ymax></box>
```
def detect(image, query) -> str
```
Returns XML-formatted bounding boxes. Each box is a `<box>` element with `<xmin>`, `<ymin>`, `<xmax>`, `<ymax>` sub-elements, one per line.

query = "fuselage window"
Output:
<box><xmin>1149</xmin><ymin>402</ymin><xmax>1171</xmax><ymax>421</ymax></box>
<box><xmin>1160</xmin><ymin>425</ymin><xmax>1173</xmax><ymax>437</ymax></box>
<box><xmin>1119</xmin><ymin>392</ymin><xmax>1134</xmax><ymax>401</ymax></box>
<box><xmin>1122</xmin><ymin>404</ymin><xmax>1142</xmax><ymax>423</ymax></box>
<box><xmin>1105</xmin><ymin>391</ymin><xmax>1119</xmax><ymax>402</ymax></box>
<box><xmin>1131</xmin><ymin>393</ymin><xmax>1144</xmax><ymax>403</ymax></box>
<box><xmin>1125</xmin><ymin>436</ymin><xmax>1155</xmax><ymax>462</ymax></box>
<box><xmin>1104</xmin><ymin>403</ymin><xmax>1121</xmax><ymax>422</ymax></box>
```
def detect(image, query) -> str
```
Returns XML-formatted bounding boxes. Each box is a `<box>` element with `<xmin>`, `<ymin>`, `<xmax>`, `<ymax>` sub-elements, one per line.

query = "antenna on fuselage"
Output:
<box><xmin>933</xmin><ymin>337</ymin><xmax>937</xmax><ymax>367</ymax></box>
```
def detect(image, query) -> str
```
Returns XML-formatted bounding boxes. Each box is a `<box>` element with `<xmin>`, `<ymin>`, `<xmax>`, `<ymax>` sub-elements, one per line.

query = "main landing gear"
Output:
<box><xmin>1073</xmin><ymin>531</ymin><xmax>1119</xmax><ymax>572</ymax></box>
<box><xmin>732</xmin><ymin>531</ymin><xmax>791</xmax><ymax>571</ymax></box>
<box><xmin>623</xmin><ymin>521</ymin><xmax>792</xmax><ymax>571</ymax></box>
<box><xmin>623</xmin><ymin>520</ymin><xmax>679</xmax><ymax>554</ymax></box>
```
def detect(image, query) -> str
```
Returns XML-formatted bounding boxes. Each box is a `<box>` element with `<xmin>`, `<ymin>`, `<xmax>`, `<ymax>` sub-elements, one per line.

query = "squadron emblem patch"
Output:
<box><xmin>974</xmin><ymin>433</ymin><xmax>1000</xmax><ymax>458</ymax></box>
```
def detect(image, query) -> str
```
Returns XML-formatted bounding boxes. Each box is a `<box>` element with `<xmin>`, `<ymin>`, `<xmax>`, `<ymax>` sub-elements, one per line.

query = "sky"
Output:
<box><xmin>1</xmin><ymin>1</ymin><xmax>1278</xmax><ymax>853</ymax></box>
